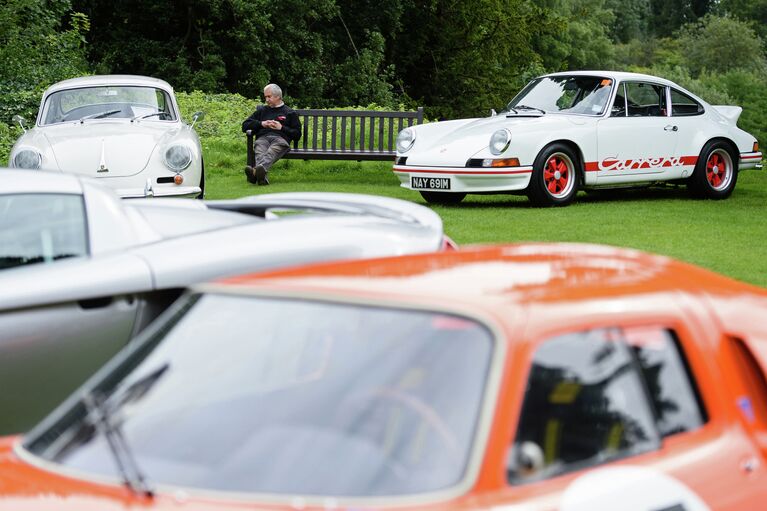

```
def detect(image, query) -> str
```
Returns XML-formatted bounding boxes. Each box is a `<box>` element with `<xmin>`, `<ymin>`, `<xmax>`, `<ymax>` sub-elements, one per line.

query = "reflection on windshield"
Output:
<box><xmin>508</xmin><ymin>76</ymin><xmax>613</xmax><ymax>116</ymax></box>
<box><xmin>25</xmin><ymin>294</ymin><xmax>494</xmax><ymax>498</ymax></box>
<box><xmin>40</xmin><ymin>86</ymin><xmax>176</xmax><ymax>125</ymax></box>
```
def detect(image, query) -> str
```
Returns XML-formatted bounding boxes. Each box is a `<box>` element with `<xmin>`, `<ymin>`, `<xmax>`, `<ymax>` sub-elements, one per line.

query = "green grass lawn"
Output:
<box><xmin>203</xmin><ymin>137</ymin><xmax>767</xmax><ymax>287</ymax></box>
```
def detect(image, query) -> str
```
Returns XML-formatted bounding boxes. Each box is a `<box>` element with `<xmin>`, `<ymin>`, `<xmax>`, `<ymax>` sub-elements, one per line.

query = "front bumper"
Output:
<box><xmin>392</xmin><ymin>164</ymin><xmax>533</xmax><ymax>193</ymax></box>
<box><xmin>119</xmin><ymin>181</ymin><xmax>202</xmax><ymax>199</ymax></box>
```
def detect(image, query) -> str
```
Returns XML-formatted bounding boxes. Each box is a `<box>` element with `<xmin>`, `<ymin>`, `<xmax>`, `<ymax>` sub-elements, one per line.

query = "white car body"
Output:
<box><xmin>394</xmin><ymin>71</ymin><xmax>762</xmax><ymax>206</ymax></box>
<box><xmin>8</xmin><ymin>75</ymin><xmax>204</xmax><ymax>199</ymax></box>
<box><xmin>0</xmin><ymin>169</ymin><xmax>453</xmax><ymax>434</ymax></box>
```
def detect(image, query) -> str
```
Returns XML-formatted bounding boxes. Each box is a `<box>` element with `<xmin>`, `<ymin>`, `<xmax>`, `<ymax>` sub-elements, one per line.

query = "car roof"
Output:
<box><xmin>543</xmin><ymin>70</ymin><xmax>678</xmax><ymax>87</ymax></box>
<box><xmin>207</xmin><ymin>243</ymin><xmax>767</xmax><ymax>335</ymax></box>
<box><xmin>43</xmin><ymin>75</ymin><xmax>174</xmax><ymax>96</ymax></box>
<box><xmin>0</xmin><ymin>168</ymin><xmax>84</xmax><ymax>195</ymax></box>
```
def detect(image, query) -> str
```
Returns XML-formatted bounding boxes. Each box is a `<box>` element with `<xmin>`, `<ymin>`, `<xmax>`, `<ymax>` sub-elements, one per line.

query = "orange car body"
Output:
<box><xmin>1</xmin><ymin>243</ymin><xmax>767</xmax><ymax>510</ymax></box>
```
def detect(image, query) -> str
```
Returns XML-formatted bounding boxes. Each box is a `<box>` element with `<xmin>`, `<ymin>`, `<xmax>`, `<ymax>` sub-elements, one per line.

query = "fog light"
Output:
<box><xmin>173</xmin><ymin>174</ymin><xmax>184</xmax><ymax>185</ymax></box>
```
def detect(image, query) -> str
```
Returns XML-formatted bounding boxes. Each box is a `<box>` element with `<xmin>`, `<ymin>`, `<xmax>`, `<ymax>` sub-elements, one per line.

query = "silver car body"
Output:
<box><xmin>0</xmin><ymin>169</ymin><xmax>450</xmax><ymax>432</ymax></box>
<box><xmin>8</xmin><ymin>75</ymin><xmax>204</xmax><ymax>198</ymax></box>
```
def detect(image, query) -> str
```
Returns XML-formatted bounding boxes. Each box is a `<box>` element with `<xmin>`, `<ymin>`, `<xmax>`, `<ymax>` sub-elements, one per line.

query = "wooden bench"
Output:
<box><xmin>246</xmin><ymin>107</ymin><xmax>424</xmax><ymax>164</ymax></box>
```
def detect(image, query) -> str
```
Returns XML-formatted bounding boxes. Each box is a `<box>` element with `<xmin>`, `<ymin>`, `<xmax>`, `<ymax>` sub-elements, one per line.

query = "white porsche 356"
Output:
<box><xmin>394</xmin><ymin>71</ymin><xmax>762</xmax><ymax>206</ymax></box>
<box><xmin>8</xmin><ymin>75</ymin><xmax>205</xmax><ymax>199</ymax></box>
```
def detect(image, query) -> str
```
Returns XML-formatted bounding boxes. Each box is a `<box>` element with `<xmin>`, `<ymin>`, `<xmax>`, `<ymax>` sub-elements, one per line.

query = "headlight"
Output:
<box><xmin>164</xmin><ymin>144</ymin><xmax>192</xmax><ymax>171</ymax></box>
<box><xmin>489</xmin><ymin>129</ymin><xmax>512</xmax><ymax>155</ymax></box>
<box><xmin>13</xmin><ymin>149</ymin><xmax>42</xmax><ymax>169</ymax></box>
<box><xmin>396</xmin><ymin>128</ymin><xmax>416</xmax><ymax>153</ymax></box>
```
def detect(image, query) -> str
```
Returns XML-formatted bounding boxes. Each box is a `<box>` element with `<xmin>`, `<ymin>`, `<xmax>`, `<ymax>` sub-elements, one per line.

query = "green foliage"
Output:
<box><xmin>0</xmin><ymin>0</ymin><xmax>90</xmax><ymax>124</ymax></box>
<box><xmin>676</xmin><ymin>14</ymin><xmax>767</xmax><ymax>75</ymax></box>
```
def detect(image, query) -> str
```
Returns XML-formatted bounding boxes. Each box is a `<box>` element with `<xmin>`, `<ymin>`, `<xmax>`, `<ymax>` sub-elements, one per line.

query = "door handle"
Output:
<box><xmin>664</xmin><ymin>125</ymin><xmax>678</xmax><ymax>132</ymax></box>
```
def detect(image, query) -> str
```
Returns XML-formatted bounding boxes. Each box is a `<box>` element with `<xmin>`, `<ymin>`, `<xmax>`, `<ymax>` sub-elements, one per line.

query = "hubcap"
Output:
<box><xmin>705</xmin><ymin>150</ymin><xmax>732</xmax><ymax>190</ymax></box>
<box><xmin>543</xmin><ymin>153</ymin><xmax>575</xmax><ymax>198</ymax></box>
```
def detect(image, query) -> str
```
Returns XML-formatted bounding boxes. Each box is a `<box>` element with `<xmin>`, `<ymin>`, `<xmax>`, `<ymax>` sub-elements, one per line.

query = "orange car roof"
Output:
<box><xmin>210</xmin><ymin>243</ymin><xmax>765</xmax><ymax>311</ymax></box>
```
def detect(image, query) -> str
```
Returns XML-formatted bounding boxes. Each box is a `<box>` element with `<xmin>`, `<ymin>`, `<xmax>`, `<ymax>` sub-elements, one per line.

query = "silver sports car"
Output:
<box><xmin>0</xmin><ymin>169</ymin><xmax>454</xmax><ymax>433</ymax></box>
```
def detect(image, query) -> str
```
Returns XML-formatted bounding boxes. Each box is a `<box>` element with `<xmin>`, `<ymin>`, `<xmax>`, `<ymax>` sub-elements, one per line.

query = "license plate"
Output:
<box><xmin>411</xmin><ymin>176</ymin><xmax>451</xmax><ymax>190</ymax></box>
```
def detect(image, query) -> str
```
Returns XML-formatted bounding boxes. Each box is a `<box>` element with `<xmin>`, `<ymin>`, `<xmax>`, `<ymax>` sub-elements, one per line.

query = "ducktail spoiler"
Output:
<box><xmin>712</xmin><ymin>105</ymin><xmax>743</xmax><ymax>125</ymax></box>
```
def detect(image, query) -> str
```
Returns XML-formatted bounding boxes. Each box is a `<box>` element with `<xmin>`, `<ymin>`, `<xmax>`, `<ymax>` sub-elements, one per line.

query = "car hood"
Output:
<box><xmin>407</xmin><ymin>114</ymin><xmax>585</xmax><ymax>165</ymax></box>
<box><xmin>42</xmin><ymin>123</ymin><xmax>180</xmax><ymax>177</ymax></box>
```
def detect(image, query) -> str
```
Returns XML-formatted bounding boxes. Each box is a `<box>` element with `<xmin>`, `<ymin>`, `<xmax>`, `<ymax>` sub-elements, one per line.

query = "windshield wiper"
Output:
<box><xmin>515</xmin><ymin>105</ymin><xmax>546</xmax><ymax>115</ymax></box>
<box><xmin>82</xmin><ymin>391</ymin><xmax>153</xmax><ymax>497</ymax></box>
<box><xmin>80</xmin><ymin>109</ymin><xmax>121</xmax><ymax>122</ymax></box>
<box><xmin>131</xmin><ymin>111</ymin><xmax>165</xmax><ymax>122</ymax></box>
<box><xmin>80</xmin><ymin>369</ymin><xmax>165</xmax><ymax>499</ymax></box>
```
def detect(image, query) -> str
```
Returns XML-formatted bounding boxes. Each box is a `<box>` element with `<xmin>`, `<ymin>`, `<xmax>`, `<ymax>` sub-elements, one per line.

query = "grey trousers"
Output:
<box><xmin>254</xmin><ymin>134</ymin><xmax>291</xmax><ymax>172</ymax></box>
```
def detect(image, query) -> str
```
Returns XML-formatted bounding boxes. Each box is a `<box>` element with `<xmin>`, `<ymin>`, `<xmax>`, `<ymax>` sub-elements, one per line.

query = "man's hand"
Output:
<box><xmin>262</xmin><ymin>120</ymin><xmax>282</xmax><ymax>129</ymax></box>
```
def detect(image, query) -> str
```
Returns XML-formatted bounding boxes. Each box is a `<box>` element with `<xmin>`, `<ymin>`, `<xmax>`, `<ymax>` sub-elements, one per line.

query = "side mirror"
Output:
<box><xmin>490</xmin><ymin>109</ymin><xmax>497</xmax><ymax>117</ymax></box>
<box><xmin>191</xmin><ymin>111</ymin><xmax>205</xmax><ymax>129</ymax></box>
<box><xmin>12</xmin><ymin>115</ymin><xmax>27</xmax><ymax>132</ymax></box>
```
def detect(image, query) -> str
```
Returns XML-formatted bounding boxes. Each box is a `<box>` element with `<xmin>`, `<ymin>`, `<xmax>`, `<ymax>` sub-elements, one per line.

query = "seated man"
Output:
<box><xmin>241</xmin><ymin>84</ymin><xmax>302</xmax><ymax>185</ymax></box>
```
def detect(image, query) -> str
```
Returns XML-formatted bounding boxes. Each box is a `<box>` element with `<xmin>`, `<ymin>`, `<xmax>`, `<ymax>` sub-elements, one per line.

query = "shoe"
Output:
<box><xmin>255</xmin><ymin>164</ymin><xmax>269</xmax><ymax>185</ymax></box>
<box><xmin>244</xmin><ymin>166</ymin><xmax>257</xmax><ymax>184</ymax></box>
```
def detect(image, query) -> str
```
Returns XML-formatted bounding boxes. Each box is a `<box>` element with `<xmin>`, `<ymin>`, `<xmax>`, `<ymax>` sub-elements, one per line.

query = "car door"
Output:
<box><xmin>0</xmin><ymin>192</ymin><xmax>154</xmax><ymax>434</ymax></box>
<box><xmin>499</xmin><ymin>323</ymin><xmax>767</xmax><ymax>510</ymax></box>
<box><xmin>596</xmin><ymin>81</ymin><xmax>678</xmax><ymax>183</ymax></box>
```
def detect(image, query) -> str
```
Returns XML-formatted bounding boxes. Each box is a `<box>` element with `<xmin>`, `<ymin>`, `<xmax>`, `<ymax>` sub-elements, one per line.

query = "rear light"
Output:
<box><xmin>441</xmin><ymin>235</ymin><xmax>458</xmax><ymax>251</ymax></box>
<box><xmin>754</xmin><ymin>142</ymin><xmax>759</xmax><ymax>152</ymax></box>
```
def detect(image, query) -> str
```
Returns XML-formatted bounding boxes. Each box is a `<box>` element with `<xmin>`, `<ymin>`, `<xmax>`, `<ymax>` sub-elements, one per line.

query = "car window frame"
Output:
<box><xmin>669</xmin><ymin>87</ymin><xmax>705</xmax><ymax>117</ymax></box>
<box><xmin>618</xmin><ymin>81</ymin><xmax>670</xmax><ymax>118</ymax></box>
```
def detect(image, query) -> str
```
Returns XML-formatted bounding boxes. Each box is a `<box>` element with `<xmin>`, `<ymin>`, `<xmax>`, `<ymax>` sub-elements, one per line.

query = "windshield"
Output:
<box><xmin>40</xmin><ymin>85</ymin><xmax>177</xmax><ymax>125</ymax></box>
<box><xmin>507</xmin><ymin>75</ymin><xmax>614</xmax><ymax>116</ymax></box>
<box><xmin>25</xmin><ymin>293</ymin><xmax>494</xmax><ymax>498</ymax></box>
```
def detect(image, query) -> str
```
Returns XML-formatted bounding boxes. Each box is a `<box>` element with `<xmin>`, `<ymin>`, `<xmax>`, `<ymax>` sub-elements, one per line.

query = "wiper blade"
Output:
<box><xmin>515</xmin><ymin>104</ymin><xmax>546</xmax><ymax>114</ymax></box>
<box><xmin>80</xmin><ymin>109</ymin><xmax>121</xmax><ymax>122</ymax></box>
<box><xmin>131</xmin><ymin>111</ymin><xmax>164</xmax><ymax>122</ymax></box>
<box><xmin>81</xmin><ymin>376</ymin><xmax>163</xmax><ymax>497</ymax></box>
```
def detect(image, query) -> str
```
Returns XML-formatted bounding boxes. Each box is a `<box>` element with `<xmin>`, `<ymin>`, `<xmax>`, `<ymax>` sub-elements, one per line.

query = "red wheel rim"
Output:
<box><xmin>705</xmin><ymin>149</ymin><xmax>732</xmax><ymax>191</ymax></box>
<box><xmin>543</xmin><ymin>153</ymin><xmax>574</xmax><ymax>198</ymax></box>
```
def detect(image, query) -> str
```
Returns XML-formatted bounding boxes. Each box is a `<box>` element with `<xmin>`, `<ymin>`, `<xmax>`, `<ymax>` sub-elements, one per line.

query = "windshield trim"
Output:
<box><xmin>17</xmin><ymin>289</ymin><xmax>507</xmax><ymax>507</ymax></box>
<box><xmin>37</xmin><ymin>85</ymin><xmax>180</xmax><ymax>127</ymax></box>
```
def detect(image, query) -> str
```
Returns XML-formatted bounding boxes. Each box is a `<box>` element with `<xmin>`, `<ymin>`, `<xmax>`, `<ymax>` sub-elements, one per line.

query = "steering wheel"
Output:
<box><xmin>336</xmin><ymin>387</ymin><xmax>462</xmax><ymax>466</ymax></box>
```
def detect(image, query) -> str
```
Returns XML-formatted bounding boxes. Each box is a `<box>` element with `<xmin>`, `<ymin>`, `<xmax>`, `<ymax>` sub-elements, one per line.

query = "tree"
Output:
<box><xmin>676</xmin><ymin>14</ymin><xmax>767</xmax><ymax>75</ymax></box>
<box><xmin>0</xmin><ymin>0</ymin><xmax>90</xmax><ymax>122</ymax></box>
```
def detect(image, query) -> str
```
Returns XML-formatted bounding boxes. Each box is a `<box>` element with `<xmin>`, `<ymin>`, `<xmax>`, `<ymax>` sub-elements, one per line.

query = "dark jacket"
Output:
<box><xmin>241</xmin><ymin>104</ymin><xmax>301</xmax><ymax>144</ymax></box>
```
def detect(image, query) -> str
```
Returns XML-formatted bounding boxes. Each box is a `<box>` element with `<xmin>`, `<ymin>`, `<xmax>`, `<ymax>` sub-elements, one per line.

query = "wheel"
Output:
<box><xmin>527</xmin><ymin>143</ymin><xmax>580</xmax><ymax>206</ymax></box>
<box><xmin>419</xmin><ymin>191</ymin><xmax>466</xmax><ymax>205</ymax></box>
<box><xmin>196</xmin><ymin>159</ymin><xmax>205</xmax><ymax>199</ymax></box>
<box><xmin>688</xmin><ymin>140</ymin><xmax>738</xmax><ymax>199</ymax></box>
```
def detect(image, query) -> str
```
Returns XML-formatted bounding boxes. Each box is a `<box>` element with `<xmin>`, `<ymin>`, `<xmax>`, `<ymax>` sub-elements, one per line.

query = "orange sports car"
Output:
<box><xmin>1</xmin><ymin>243</ymin><xmax>767</xmax><ymax>510</ymax></box>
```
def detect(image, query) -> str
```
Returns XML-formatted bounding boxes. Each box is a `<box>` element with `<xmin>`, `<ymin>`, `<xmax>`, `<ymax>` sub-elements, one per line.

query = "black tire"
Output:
<box><xmin>527</xmin><ymin>143</ymin><xmax>580</xmax><ymax>207</ymax></box>
<box><xmin>419</xmin><ymin>191</ymin><xmax>466</xmax><ymax>205</ymax></box>
<box><xmin>197</xmin><ymin>160</ymin><xmax>205</xmax><ymax>199</ymax></box>
<box><xmin>688</xmin><ymin>140</ymin><xmax>738</xmax><ymax>199</ymax></box>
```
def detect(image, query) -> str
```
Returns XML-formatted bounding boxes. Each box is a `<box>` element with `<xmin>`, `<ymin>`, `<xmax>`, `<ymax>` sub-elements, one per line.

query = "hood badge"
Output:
<box><xmin>97</xmin><ymin>139</ymin><xmax>109</xmax><ymax>173</ymax></box>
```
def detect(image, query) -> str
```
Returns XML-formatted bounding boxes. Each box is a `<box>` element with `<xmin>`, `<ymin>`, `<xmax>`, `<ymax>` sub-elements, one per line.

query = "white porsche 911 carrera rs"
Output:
<box><xmin>393</xmin><ymin>71</ymin><xmax>762</xmax><ymax>206</ymax></box>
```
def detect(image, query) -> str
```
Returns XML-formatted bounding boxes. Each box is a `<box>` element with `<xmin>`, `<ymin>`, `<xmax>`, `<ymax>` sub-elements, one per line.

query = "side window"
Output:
<box><xmin>0</xmin><ymin>194</ymin><xmax>88</xmax><ymax>270</ymax></box>
<box><xmin>625</xmin><ymin>82</ymin><xmax>667</xmax><ymax>117</ymax></box>
<box><xmin>670</xmin><ymin>88</ymin><xmax>704</xmax><ymax>116</ymax></box>
<box><xmin>508</xmin><ymin>326</ymin><xmax>705</xmax><ymax>484</ymax></box>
